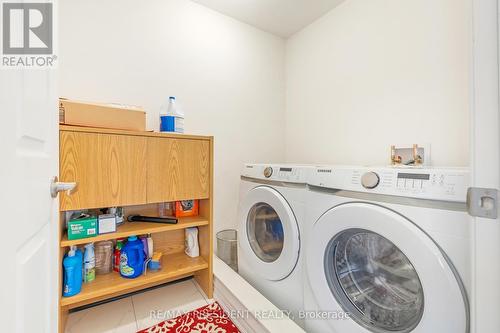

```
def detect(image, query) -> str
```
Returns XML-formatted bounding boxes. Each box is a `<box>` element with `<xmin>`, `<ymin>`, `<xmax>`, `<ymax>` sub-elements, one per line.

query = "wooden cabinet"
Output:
<box><xmin>147</xmin><ymin>137</ymin><xmax>210</xmax><ymax>203</ymax></box>
<box><xmin>59</xmin><ymin>128</ymin><xmax>212</xmax><ymax>210</ymax></box>
<box><xmin>59</xmin><ymin>131</ymin><xmax>147</xmax><ymax>211</ymax></box>
<box><xmin>58</xmin><ymin>126</ymin><xmax>214</xmax><ymax>333</ymax></box>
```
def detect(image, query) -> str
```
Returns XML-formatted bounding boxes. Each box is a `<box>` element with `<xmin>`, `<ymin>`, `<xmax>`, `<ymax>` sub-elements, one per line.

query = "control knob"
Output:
<box><xmin>263</xmin><ymin>167</ymin><xmax>273</xmax><ymax>178</ymax></box>
<box><xmin>361</xmin><ymin>172</ymin><xmax>380</xmax><ymax>189</ymax></box>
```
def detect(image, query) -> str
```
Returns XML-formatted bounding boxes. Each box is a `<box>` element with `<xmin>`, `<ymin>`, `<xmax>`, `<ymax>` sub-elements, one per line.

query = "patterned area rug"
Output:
<box><xmin>138</xmin><ymin>302</ymin><xmax>240</xmax><ymax>333</ymax></box>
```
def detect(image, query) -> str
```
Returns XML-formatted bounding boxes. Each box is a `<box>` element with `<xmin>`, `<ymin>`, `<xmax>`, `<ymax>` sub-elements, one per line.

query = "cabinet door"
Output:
<box><xmin>60</xmin><ymin>131</ymin><xmax>147</xmax><ymax>211</ymax></box>
<box><xmin>147</xmin><ymin>137</ymin><xmax>210</xmax><ymax>203</ymax></box>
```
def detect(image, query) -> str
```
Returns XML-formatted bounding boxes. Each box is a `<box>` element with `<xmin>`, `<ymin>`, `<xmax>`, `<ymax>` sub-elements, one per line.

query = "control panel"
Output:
<box><xmin>242</xmin><ymin>164</ymin><xmax>310</xmax><ymax>183</ymax></box>
<box><xmin>309</xmin><ymin>166</ymin><xmax>470</xmax><ymax>202</ymax></box>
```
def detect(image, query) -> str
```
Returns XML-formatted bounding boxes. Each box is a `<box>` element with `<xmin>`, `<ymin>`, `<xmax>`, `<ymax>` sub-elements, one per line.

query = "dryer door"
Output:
<box><xmin>306</xmin><ymin>202</ymin><xmax>468</xmax><ymax>333</ymax></box>
<box><xmin>239</xmin><ymin>186</ymin><xmax>300</xmax><ymax>281</ymax></box>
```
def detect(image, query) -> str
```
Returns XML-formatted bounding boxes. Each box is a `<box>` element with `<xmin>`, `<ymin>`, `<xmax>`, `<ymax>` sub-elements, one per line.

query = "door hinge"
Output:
<box><xmin>467</xmin><ymin>187</ymin><xmax>499</xmax><ymax>219</ymax></box>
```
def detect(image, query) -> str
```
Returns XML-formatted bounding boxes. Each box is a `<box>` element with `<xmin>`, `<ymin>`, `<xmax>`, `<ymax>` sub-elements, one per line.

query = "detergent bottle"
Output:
<box><xmin>63</xmin><ymin>247</ymin><xmax>83</xmax><ymax>297</ymax></box>
<box><xmin>120</xmin><ymin>236</ymin><xmax>145</xmax><ymax>278</ymax></box>
<box><xmin>73</xmin><ymin>245</ymin><xmax>83</xmax><ymax>284</ymax></box>
<box><xmin>113</xmin><ymin>239</ymin><xmax>124</xmax><ymax>272</ymax></box>
<box><xmin>159</xmin><ymin>96</ymin><xmax>184</xmax><ymax>133</ymax></box>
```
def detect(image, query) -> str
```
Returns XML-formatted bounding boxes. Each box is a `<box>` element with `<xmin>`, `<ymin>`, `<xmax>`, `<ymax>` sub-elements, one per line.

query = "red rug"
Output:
<box><xmin>138</xmin><ymin>302</ymin><xmax>240</xmax><ymax>333</ymax></box>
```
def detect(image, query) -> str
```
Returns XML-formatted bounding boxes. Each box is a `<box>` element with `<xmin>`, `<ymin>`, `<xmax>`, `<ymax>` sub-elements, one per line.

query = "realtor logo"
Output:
<box><xmin>2</xmin><ymin>1</ymin><xmax>56</xmax><ymax>67</ymax></box>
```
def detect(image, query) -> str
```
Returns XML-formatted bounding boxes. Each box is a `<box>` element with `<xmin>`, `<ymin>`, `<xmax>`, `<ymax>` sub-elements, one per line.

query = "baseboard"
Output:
<box><xmin>213</xmin><ymin>256</ymin><xmax>305</xmax><ymax>333</ymax></box>
<box><xmin>214</xmin><ymin>276</ymin><xmax>268</xmax><ymax>333</ymax></box>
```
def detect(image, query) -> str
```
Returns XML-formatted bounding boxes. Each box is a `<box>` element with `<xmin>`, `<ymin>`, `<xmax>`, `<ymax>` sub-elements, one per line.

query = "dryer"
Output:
<box><xmin>237</xmin><ymin>164</ymin><xmax>310</xmax><ymax>328</ymax></box>
<box><xmin>304</xmin><ymin>166</ymin><xmax>471</xmax><ymax>333</ymax></box>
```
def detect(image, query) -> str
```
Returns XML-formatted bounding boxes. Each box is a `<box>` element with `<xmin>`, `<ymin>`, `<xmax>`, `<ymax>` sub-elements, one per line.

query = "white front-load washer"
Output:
<box><xmin>304</xmin><ymin>166</ymin><xmax>471</xmax><ymax>333</ymax></box>
<box><xmin>237</xmin><ymin>164</ymin><xmax>310</xmax><ymax>328</ymax></box>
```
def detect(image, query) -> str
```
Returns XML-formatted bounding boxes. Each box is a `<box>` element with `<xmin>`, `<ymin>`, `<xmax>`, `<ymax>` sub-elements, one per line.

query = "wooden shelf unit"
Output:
<box><xmin>58</xmin><ymin>126</ymin><xmax>214</xmax><ymax>333</ymax></box>
<box><xmin>60</xmin><ymin>252</ymin><xmax>209</xmax><ymax>309</ymax></box>
<box><xmin>60</xmin><ymin>216</ymin><xmax>209</xmax><ymax>247</ymax></box>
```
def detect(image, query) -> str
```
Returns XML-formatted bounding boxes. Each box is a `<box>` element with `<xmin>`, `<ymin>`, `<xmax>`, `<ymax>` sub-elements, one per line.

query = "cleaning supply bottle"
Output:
<box><xmin>120</xmin><ymin>236</ymin><xmax>145</xmax><ymax>278</ymax></box>
<box><xmin>73</xmin><ymin>245</ymin><xmax>83</xmax><ymax>284</ymax></box>
<box><xmin>146</xmin><ymin>234</ymin><xmax>154</xmax><ymax>259</ymax></box>
<box><xmin>63</xmin><ymin>247</ymin><xmax>83</xmax><ymax>297</ymax></box>
<box><xmin>113</xmin><ymin>239</ymin><xmax>124</xmax><ymax>272</ymax></box>
<box><xmin>140</xmin><ymin>236</ymin><xmax>149</xmax><ymax>260</ymax></box>
<box><xmin>159</xmin><ymin>96</ymin><xmax>184</xmax><ymax>133</ymax></box>
<box><xmin>83</xmin><ymin>243</ymin><xmax>96</xmax><ymax>283</ymax></box>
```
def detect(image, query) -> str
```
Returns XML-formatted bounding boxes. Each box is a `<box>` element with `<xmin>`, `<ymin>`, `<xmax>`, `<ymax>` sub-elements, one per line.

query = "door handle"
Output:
<box><xmin>51</xmin><ymin>176</ymin><xmax>78</xmax><ymax>198</ymax></box>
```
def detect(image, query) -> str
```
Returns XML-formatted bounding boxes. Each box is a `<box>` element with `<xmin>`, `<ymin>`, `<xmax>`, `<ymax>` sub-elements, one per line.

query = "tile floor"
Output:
<box><xmin>65</xmin><ymin>278</ymin><xmax>211</xmax><ymax>333</ymax></box>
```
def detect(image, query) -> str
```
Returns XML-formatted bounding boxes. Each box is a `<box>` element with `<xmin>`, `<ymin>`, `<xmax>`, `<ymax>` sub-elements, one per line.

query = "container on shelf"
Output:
<box><xmin>216</xmin><ymin>229</ymin><xmax>238</xmax><ymax>272</ymax></box>
<box><xmin>62</xmin><ymin>246</ymin><xmax>83</xmax><ymax>297</ymax></box>
<box><xmin>95</xmin><ymin>241</ymin><xmax>114</xmax><ymax>275</ymax></box>
<box><xmin>59</xmin><ymin>98</ymin><xmax>146</xmax><ymax>132</ymax></box>
<box><xmin>113</xmin><ymin>239</ymin><xmax>125</xmax><ymax>272</ymax></box>
<box><xmin>98</xmin><ymin>214</ymin><xmax>117</xmax><ymax>234</ymax></box>
<box><xmin>174</xmin><ymin>200</ymin><xmax>199</xmax><ymax>218</ymax></box>
<box><xmin>83</xmin><ymin>243</ymin><xmax>96</xmax><ymax>283</ymax></box>
<box><xmin>67</xmin><ymin>214</ymin><xmax>97</xmax><ymax>240</ymax></box>
<box><xmin>120</xmin><ymin>236</ymin><xmax>145</xmax><ymax>279</ymax></box>
<box><xmin>159</xmin><ymin>96</ymin><xmax>184</xmax><ymax>133</ymax></box>
<box><xmin>185</xmin><ymin>227</ymin><xmax>199</xmax><ymax>258</ymax></box>
<box><xmin>148</xmin><ymin>252</ymin><xmax>162</xmax><ymax>272</ymax></box>
<box><xmin>158</xmin><ymin>202</ymin><xmax>174</xmax><ymax>217</ymax></box>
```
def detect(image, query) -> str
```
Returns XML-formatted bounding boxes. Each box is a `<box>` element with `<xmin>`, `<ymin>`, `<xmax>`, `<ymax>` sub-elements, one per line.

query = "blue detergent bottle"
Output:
<box><xmin>74</xmin><ymin>246</ymin><xmax>83</xmax><ymax>284</ymax></box>
<box><xmin>159</xmin><ymin>97</ymin><xmax>176</xmax><ymax>132</ymax></box>
<box><xmin>120</xmin><ymin>236</ymin><xmax>145</xmax><ymax>278</ymax></box>
<box><xmin>63</xmin><ymin>246</ymin><xmax>83</xmax><ymax>297</ymax></box>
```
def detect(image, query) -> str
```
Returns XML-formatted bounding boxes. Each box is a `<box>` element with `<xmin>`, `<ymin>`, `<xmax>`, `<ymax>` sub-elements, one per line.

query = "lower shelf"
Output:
<box><xmin>60</xmin><ymin>252</ymin><xmax>208</xmax><ymax>308</ymax></box>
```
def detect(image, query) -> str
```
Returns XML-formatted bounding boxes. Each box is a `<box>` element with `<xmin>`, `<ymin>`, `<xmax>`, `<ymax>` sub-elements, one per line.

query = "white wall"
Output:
<box><xmin>286</xmin><ymin>0</ymin><xmax>470</xmax><ymax>166</ymax></box>
<box><xmin>58</xmin><ymin>0</ymin><xmax>286</xmax><ymax>234</ymax></box>
<box><xmin>59</xmin><ymin>0</ymin><xmax>471</xmax><ymax>237</ymax></box>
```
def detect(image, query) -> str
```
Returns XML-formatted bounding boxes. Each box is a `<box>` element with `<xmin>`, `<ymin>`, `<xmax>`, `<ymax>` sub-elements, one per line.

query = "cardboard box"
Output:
<box><xmin>67</xmin><ymin>215</ymin><xmax>98</xmax><ymax>240</ymax></box>
<box><xmin>98</xmin><ymin>214</ymin><xmax>117</xmax><ymax>234</ymax></box>
<box><xmin>59</xmin><ymin>98</ymin><xmax>146</xmax><ymax>131</ymax></box>
<box><xmin>174</xmin><ymin>200</ymin><xmax>199</xmax><ymax>218</ymax></box>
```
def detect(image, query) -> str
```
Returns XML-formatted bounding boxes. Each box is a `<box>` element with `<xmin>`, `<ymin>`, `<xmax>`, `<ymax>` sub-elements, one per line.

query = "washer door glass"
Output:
<box><xmin>239</xmin><ymin>186</ymin><xmax>300</xmax><ymax>281</ymax></box>
<box><xmin>247</xmin><ymin>202</ymin><xmax>284</xmax><ymax>263</ymax></box>
<box><xmin>326</xmin><ymin>228</ymin><xmax>424</xmax><ymax>333</ymax></box>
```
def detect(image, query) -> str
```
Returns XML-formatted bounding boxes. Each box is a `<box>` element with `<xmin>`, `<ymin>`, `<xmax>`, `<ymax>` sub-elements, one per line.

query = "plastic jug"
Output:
<box><xmin>63</xmin><ymin>247</ymin><xmax>83</xmax><ymax>297</ymax></box>
<box><xmin>120</xmin><ymin>236</ymin><xmax>145</xmax><ymax>278</ymax></box>
<box><xmin>159</xmin><ymin>96</ymin><xmax>184</xmax><ymax>133</ymax></box>
<box><xmin>74</xmin><ymin>246</ymin><xmax>83</xmax><ymax>284</ymax></box>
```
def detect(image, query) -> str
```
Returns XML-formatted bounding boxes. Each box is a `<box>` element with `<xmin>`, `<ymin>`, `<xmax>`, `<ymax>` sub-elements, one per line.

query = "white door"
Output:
<box><xmin>238</xmin><ymin>186</ymin><xmax>300</xmax><ymax>281</ymax></box>
<box><xmin>306</xmin><ymin>203</ymin><xmax>467</xmax><ymax>333</ymax></box>
<box><xmin>0</xmin><ymin>69</ymin><xmax>59</xmax><ymax>330</ymax></box>
<box><xmin>470</xmin><ymin>0</ymin><xmax>500</xmax><ymax>332</ymax></box>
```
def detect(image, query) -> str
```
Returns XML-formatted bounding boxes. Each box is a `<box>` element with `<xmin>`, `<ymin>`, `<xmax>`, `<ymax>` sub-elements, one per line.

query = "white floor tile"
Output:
<box><xmin>66</xmin><ymin>297</ymin><xmax>137</xmax><ymax>333</ymax></box>
<box><xmin>132</xmin><ymin>279</ymin><xmax>209</xmax><ymax>330</ymax></box>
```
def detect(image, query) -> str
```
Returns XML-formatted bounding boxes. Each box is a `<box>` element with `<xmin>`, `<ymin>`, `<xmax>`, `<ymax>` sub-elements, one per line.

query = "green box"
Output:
<box><xmin>67</xmin><ymin>216</ymin><xmax>98</xmax><ymax>240</ymax></box>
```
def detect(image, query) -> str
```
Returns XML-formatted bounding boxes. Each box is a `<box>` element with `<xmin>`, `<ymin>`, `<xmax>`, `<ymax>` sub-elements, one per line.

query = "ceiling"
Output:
<box><xmin>190</xmin><ymin>0</ymin><xmax>346</xmax><ymax>38</ymax></box>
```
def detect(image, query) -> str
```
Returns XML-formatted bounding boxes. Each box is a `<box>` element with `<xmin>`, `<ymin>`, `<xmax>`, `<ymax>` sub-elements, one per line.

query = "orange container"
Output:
<box><xmin>174</xmin><ymin>200</ymin><xmax>199</xmax><ymax>218</ymax></box>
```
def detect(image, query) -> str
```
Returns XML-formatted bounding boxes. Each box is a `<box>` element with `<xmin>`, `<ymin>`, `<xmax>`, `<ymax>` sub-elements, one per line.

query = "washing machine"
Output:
<box><xmin>237</xmin><ymin>163</ymin><xmax>310</xmax><ymax>328</ymax></box>
<box><xmin>303</xmin><ymin>166</ymin><xmax>471</xmax><ymax>333</ymax></box>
